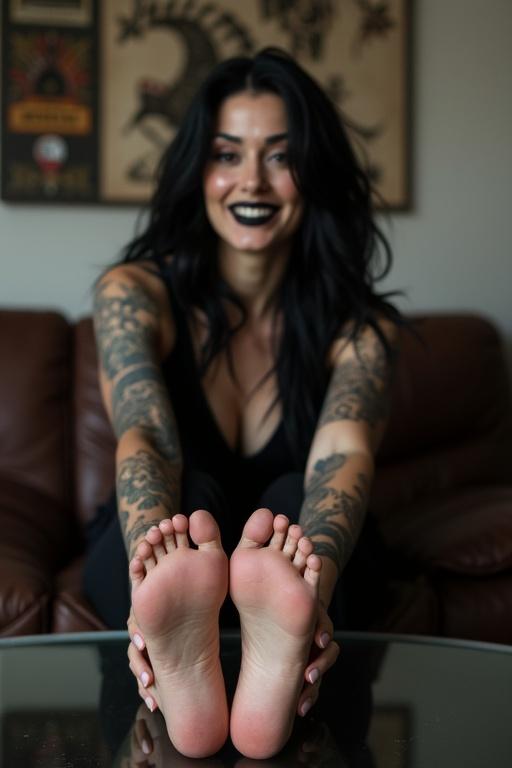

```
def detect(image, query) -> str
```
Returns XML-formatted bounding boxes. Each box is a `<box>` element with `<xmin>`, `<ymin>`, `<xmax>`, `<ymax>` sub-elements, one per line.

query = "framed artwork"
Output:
<box><xmin>1</xmin><ymin>0</ymin><xmax>98</xmax><ymax>201</ymax></box>
<box><xmin>2</xmin><ymin>0</ymin><xmax>411</xmax><ymax>208</ymax></box>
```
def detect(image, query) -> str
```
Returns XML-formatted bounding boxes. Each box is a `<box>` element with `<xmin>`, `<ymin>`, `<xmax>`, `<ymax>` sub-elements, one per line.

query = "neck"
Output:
<box><xmin>217</xmin><ymin>242</ymin><xmax>290</xmax><ymax>322</ymax></box>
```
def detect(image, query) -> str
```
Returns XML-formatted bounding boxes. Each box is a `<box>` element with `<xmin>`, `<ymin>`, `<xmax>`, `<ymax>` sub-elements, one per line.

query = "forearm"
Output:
<box><xmin>299</xmin><ymin>451</ymin><xmax>373</xmax><ymax>607</ymax></box>
<box><xmin>116</xmin><ymin>430</ymin><xmax>182</xmax><ymax>559</ymax></box>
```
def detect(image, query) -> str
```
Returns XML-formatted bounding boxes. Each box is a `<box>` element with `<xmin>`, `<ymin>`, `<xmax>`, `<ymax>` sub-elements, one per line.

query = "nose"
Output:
<box><xmin>240</xmin><ymin>156</ymin><xmax>268</xmax><ymax>193</ymax></box>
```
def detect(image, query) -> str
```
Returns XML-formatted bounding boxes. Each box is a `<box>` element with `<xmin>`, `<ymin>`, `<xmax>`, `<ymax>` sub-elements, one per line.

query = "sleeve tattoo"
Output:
<box><xmin>94</xmin><ymin>278</ymin><xmax>182</xmax><ymax>557</ymax></box>
<box><xmin>318</xmin><ymin>331</ymin><xmax>394</xmax><ymax>429</ymax></box>
<box><xmin>300</xmin><ymin>331</ymin><xmax>394</xmax><ymax>573</ymax></box>
<box><xmin>300</xmin><ymin>454</ymin><xmax>369</xmax><ymax>573</ymax></box>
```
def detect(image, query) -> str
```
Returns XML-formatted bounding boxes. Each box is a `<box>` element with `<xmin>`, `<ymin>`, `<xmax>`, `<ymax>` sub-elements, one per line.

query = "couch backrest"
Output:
<box><xmin>0</xmin><ymin>310</ymin><xmax>72</xmax><ymax>506</ymax></box>
<box><xmin>373</xmin><ymin>313</ymin><xmax>512</xmax><ymax>517</ymax></box>
<box><xmin>381</xmin><ymin>314</ymin><xmax>511</xmax><ymax>458</ymax></box>
<box><xmin>73</xmin><ymin>319</ymin><xmax>116</xmax><ymax>526</ymax></box>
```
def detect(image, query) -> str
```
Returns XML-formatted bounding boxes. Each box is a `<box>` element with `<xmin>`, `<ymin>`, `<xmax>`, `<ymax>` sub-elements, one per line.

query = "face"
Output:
<box><xmin>203</xmin><ymin>91</ymin><xmax>303</xmax><ymax>258</ymax></box>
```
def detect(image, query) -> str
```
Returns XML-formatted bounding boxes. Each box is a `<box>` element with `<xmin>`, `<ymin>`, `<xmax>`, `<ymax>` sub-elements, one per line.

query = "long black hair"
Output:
<box><xmin>121</xmin><ymin>47</ymin><xmax>403</xmax><ymax>463</ymax></box>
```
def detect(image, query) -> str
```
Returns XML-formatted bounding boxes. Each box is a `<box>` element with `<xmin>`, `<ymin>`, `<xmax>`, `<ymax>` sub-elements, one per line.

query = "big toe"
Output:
<box><xmin>189</xmin><ymin>508</ymin><xmax>223</xmax><ymax>549</ymax></box>
<box><xmin>238</xmin><ymin>507</ymin><xmax>275</xmax><ymax>549</ymax></box>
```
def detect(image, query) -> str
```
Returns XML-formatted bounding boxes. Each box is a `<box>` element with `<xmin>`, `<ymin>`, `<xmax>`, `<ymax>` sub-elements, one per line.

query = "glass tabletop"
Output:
<box><xmin>0</xmin><ymin>630</ymin><xmax>511</xmax><ymax>767</ymax></box>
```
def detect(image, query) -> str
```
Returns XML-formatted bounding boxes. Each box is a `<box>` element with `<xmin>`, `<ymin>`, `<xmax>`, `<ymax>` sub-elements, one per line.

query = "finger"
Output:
<box><xmin>137</xmin><ymin>683</ymin><xmax>158</xmax><ymax>713</ymax></box>
<box><xmin>134</xmin><ymin>717</ymin><xmax>154</xmax><ymax>756</ymax></box>
<box><xmin>314</xmin><ymin>615</ymin><xmax>334</xmax><ymax>650</ymax></box>
<box><xmin>127</xmin><ymin>616</ymin><xmax>146</xmax><ymax>652</ymax></box>
<box><xmin>297</xmin><ymin>679</ymin><xmax>321</xmax><ymax>717</ymax></box>
<box><xmin>304</xmin><ymin>640</ymin><xmax>340</xmax><ymax>684</ymax></box>
<box><xmin>128</xmin><ymin>642</ymin><xmax>154</xmax><ymax>690</ymax></box>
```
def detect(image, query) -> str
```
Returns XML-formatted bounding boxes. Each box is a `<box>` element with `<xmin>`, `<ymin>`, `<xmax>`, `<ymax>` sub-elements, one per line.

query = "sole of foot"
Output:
<box><xmin>229</xmin><ymin>508</ymin><xmax>321</xmax><ymax>759</ymax></box>
<box><xmin>130</xmin><ymin>509</ymin><xmax>229</xmax><ymax>758</ymax></box>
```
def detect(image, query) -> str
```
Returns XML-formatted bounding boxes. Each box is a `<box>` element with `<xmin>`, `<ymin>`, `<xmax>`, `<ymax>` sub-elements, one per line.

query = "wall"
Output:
<box><xmin>1</xmin><ymin>0</ymin><xmax>511</xmax><ymax>360</ymax></box>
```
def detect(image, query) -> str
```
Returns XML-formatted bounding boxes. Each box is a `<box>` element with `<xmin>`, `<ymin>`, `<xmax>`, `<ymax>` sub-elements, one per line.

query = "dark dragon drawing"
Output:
<box><xmin>117</xmin><ymin>0</ymin><xmax>255</xmax><ymax>182</ymax></box>
<box><xmin>117</xmin><ymin>0</ymin><xmax>396</xmax><ymax>188</ymax></box>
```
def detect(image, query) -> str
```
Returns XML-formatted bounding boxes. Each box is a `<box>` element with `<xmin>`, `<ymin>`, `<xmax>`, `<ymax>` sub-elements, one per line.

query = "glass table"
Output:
<box><xmin>0</xmin><ymin>630</ymin><xmax>511</xmax><ymax>766</ymax></box>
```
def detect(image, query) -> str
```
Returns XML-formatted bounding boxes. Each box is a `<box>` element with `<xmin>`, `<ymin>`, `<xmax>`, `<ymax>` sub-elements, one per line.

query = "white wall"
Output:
<box><xmin>1</xmin><ymin>0</ymin><xmax>511</xmax><ymax>359</ymax></box>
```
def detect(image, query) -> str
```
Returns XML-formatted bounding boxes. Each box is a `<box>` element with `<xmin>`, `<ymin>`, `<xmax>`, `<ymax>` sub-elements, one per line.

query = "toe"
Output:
<box><xmin>237</xmin><ymin>507</ymin><xmax>275</xmax><ymax>549</ymax></box>
<box><xmin>159</xmin><ymin>518</ymin><xmax>176</xmax><ymax>551</ymax></box>
<box><xmin>129</xmin><ymin>556</ymin><xmax>145</xmax><ymax>588</ymax></box>
<box><xmin>145</xmin><ymin>526</ymin><xmax>167</xmax><ymax>561</ymax></box>
<box><xmin>189</xmin><ymin>509</ymin><xmax>223</xmax><ymax>550</ymax></box>
<box><xmin>304</xmin><ymin>553</ymin><xmax>322</xmax><ymax>589</ymax></box>
<box><xmin>171</xmin><ymin>513</ymin><xmax>190</xmax><ymax>548</ymax></box>
<box><xmin>292</xmin><ymin>536</ymin><xmax>313</xmax><ymax>570</ymax></box>
<box><xmin>283</xmin><ymin>523</ymin><xmax>302</xmax><ymax>558</ymax></box>
<box><xmin>137</xmin><ymin>540</ymin><xmax>156</xmax><ymax>572</ymax></box>
<box><xmin>269</xmin><ymin>514</ymin><xmax>289</xmax><ymax>550</ymax></box>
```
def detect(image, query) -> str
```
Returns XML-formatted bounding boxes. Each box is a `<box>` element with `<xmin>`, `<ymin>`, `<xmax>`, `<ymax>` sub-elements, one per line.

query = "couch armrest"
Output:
<box><xmin>0</xmin><ymin>476</ymin><xmax>78</xmax><ymax>636</ymax></box>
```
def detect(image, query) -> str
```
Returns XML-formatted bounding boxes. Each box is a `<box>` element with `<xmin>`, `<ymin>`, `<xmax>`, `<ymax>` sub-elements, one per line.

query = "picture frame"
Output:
<box><xmin>2</xmin><ymin>0</ymin><xmax>411</xmax><ymax>209</ymax></box>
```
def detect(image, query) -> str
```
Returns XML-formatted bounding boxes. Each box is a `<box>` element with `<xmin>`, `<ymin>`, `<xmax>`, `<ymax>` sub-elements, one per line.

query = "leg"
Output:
<box><xmin>130</xmin><ymin>510</ymin><xmax>229</xmax><ymax>758</ymax></box>
<box><xmin>83</xmin><ymin>493</ymin><xmax>130</xmax><ymax>629</ymax></box>
<box><xmin>229</xmin><ymin>508</ymin><xmax>321</xmax><ymax>759</ymax></box>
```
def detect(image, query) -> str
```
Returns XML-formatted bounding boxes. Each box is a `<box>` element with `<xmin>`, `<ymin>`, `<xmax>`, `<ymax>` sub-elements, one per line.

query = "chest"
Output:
<box><xmin>191</xmin><ymin>320</ymin><xmax>282</xmax><ymax>457</ymax></box>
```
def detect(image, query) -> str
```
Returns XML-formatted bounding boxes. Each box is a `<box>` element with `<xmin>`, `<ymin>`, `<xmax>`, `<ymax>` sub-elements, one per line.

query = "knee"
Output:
<box><xmin>258</xmin><ymin>473</ymin><xmax>304</xmax><ymax>523</ymax></box>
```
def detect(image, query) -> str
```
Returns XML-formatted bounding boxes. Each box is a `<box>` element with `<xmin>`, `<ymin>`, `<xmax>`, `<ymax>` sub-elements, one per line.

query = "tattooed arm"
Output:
<box><xmin>93</xmin><ymin>265</ymin><xmax>182</xmax><ymax>559</ymax></box>
<box><xmin>299</xmin><ymin>320</ymin><xmax>398</xmax><ymax>607</ymax></box>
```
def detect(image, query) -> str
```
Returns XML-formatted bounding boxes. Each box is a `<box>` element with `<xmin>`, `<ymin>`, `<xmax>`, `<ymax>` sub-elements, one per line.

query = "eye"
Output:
<box><xmin>212</xmin><ymin>150</ymin><xmax>239</xmax><ymax>164</ymax></box>
<box><xmin>268</xmin><ymin>150</ymin><xmax>289</xmax><ymax>166</ymax></box>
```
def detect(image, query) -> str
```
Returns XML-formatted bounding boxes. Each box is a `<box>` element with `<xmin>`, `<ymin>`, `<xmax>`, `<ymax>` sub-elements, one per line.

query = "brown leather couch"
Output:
<box><xmin>1</xmin><ymin>309</ymin><xmax>512</xmax><ymax>642</ymax></box>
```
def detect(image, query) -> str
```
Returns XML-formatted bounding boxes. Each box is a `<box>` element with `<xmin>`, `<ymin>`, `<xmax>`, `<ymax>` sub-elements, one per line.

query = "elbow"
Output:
<box><xmin>116</xmin><ymin>427</ymin><xmax>182</xmax><ymax>467</ymax></box>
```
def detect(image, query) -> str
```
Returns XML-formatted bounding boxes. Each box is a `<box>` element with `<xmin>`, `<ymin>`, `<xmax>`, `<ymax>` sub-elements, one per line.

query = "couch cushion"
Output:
<box><xmin>439</xmin><ymin>573</ymin><xmax>512</xmax><ymax>644</ymax></box>
<box><xmin>53</xmin><ymin>557</ymin><xmax>108</xmax><ymax>633</ymax></box>
<box><xmin>0</xmin><ymin>309</ymin><xmax>72</xmax><ymax>505</ymax></box>
<box><xmin>379</xmin><ymin>486</ymin><xmax>512</xmax><ymax>575</ymax></box>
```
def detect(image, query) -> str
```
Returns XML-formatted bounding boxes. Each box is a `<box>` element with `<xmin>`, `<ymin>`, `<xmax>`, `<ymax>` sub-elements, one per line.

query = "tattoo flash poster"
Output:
<box><xmin>1</xmin><ymin>0</ymin><xmax>410</xmax><ymax>208</ymax></box>
<box><xmin>1</xmin><ymin>0</ymin><xmax>98</xmax><ymax>202</ymax></box>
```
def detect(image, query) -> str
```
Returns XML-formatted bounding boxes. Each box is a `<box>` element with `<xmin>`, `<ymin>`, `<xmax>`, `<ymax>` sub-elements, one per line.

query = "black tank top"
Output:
<box><xmin>161</xmin><ymin>281</ymin><xmax>303</xmax><ymax>521</ymax></box>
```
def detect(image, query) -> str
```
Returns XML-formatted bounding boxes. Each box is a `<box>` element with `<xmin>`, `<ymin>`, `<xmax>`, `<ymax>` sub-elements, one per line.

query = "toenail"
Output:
<box><xmin>308</xmin><ymin>668</ymin><xmax>320</xmax><ymax>684</ymax></box>
<box><xmin>301</xmin><ymin>699</ymin><xmax>313</xmax><ymax>717</ymax></box>
<box><xmin>141</xmin><ymin>671</ymin><xmax>150</xmax><ymax>688</ymax></box>
<box><xmin>142</xmin><ymin>739</ymin><xmax>151</xmax><ymax>755</ymax></box>
<box><xmin>133</xmin><ymin>634</ymin><xmax>144</xmax><ymax>651</ymax></box>
<box><xmin>320</xmin><ymin>632</ymin><xmax>330</xmax><ymax>648</ymax></box>
<box><xmin>145</xmin><ymin>696</ymin><xmax>155</xmax><ymax>712</ymax></box>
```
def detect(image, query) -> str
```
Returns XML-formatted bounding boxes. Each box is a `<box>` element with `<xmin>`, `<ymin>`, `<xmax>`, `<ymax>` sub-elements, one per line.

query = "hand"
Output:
<box><xmin>127</xmin><ymin>607</ymin><xmax>159</xmax><ymax>712</ymax></box>
<box><xmin>297</xmin><ymin>601</ymin><xmax>339</xmax><ymax>717</ymax></box>
<box><xmin>117</xmin><ymin>702</ymin><xmax>171</xmax><ymax>767</ymax></box>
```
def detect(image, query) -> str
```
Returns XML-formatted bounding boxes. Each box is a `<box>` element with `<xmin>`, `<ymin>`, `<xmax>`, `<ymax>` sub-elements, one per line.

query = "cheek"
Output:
<box><xmin>275</xmin><ymin>174</ymin><xmax>301</xmax><ymax>205</ymax></box>
<box><xmin>204</xmin><ymin>170</ymin><xmax>232</xmax><ymax>200</ymax></box>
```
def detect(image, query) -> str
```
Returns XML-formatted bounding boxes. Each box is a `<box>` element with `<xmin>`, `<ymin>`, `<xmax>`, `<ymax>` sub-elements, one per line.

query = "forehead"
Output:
<box><xmin>213</xmin><ymin>91</ymin><xmax>288</xmax><ymax>139</ymax></box>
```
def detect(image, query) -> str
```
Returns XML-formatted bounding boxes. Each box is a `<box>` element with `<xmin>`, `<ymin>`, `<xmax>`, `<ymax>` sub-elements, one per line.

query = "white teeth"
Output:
<box><xmin>232</xmin><ymin>205</ymin><xmax>275</xmax><ymax>218</ymax></box>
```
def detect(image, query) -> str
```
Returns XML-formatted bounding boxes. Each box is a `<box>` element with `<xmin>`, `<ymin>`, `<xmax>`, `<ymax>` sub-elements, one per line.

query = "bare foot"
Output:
<box><xmin>129</xmin><ymin>510</ymin><xmax>229</xmax><ymax>758</ymax></box>
<box><xmin>229</xmin><ymin>509</ymin><xmax>321</xmax><ymax>759</ymax></box>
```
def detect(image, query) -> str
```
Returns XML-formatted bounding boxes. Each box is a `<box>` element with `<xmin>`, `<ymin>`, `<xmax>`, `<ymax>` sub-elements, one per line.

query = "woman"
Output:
<box><xmin>85</xmin><ymin>47</ymin><xmax>402</xmax><ymax>759</ymax></box>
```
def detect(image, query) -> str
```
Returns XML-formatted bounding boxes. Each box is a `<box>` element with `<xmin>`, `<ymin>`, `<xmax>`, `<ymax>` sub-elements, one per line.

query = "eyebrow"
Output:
<box><xmin>214</xmin><ymin>132</ymin><xmax>288</xmax><ymax>145</ymax></box>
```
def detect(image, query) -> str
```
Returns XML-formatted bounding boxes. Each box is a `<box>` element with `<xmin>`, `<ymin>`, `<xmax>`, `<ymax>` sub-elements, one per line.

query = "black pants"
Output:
<box><xmin>83</xmin><ymin>471</ymin><xmax>389</xmax><ymax>630</ymax></box>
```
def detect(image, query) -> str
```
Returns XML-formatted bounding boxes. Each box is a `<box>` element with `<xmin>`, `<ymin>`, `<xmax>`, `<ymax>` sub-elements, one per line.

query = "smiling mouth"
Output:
<box><xmin>228</xmin><ymin>203</ymin><xmax>279</xmax><ymax>226</ymax></box>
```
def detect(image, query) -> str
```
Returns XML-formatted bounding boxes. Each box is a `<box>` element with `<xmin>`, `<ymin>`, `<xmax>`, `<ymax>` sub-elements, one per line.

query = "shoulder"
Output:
<box><xmin>94</xmin><ymin>261</ymin><xmax>175</xmax><ymax>360</ymax></box>
<box><xmin>327</xmin><ymin>315</ymin><xmax>399</xmax><ymax>369</ymax></box>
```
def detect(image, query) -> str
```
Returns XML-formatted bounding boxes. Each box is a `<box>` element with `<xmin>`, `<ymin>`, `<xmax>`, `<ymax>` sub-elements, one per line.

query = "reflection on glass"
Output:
<box><xmin>101</xmin><ymin>637</ymin><xmax>381</xmax><ymax>767</ymax></box>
